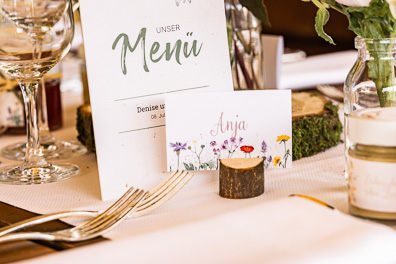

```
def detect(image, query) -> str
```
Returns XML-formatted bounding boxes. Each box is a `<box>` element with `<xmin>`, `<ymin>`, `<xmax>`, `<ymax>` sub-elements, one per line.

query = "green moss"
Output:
<box><xmin>292</xmin><ymin>101</ymin><xmax>343</xmax><ymax>160</ymax></box>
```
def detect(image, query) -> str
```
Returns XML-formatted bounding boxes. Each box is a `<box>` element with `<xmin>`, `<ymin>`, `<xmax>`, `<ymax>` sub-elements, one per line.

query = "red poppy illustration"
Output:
<box><xmin>240</xmin><ymin>145</ymin><xmax>254</xmax><ymax>153</ymax></box>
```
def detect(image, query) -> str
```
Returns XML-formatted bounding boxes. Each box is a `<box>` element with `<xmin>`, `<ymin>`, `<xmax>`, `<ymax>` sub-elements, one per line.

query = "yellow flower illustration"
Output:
<box><xmin>277</xmin><ymin>135</ymin><xmax>290</xmax><ymax>142</ymax></box>
<box><xmin>273</xmin><ymin>156</ymin><xmax>281</xmax><ymax>166</ymax></box>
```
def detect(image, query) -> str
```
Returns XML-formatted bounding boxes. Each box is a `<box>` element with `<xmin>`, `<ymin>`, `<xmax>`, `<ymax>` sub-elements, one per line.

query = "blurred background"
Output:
<box><xmin>261</xmin><ymin>1</ymin><xmax>356</xmax><ymax>56</ymax></box>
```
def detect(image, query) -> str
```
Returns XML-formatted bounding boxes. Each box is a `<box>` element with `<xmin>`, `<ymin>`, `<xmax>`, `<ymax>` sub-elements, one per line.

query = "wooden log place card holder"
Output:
<box><xmin>219</xmin><ymin>158</ymin><xmax>264</xmax><ymax>199</ymax></box>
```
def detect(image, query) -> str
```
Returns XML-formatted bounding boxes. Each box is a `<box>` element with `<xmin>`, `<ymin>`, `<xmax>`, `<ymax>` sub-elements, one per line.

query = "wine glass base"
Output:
<box><xmin>0</xmin><ymin>162</ymin><xmax>79</xmax><ymax>185</ymax></box>
<box><xmin>1</xmin><ymin>138</ymin><xmax>87</xmax><ymax>161</ymax></box>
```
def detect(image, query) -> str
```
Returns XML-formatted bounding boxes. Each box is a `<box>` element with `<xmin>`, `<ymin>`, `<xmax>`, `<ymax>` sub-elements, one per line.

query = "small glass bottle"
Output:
<box><xmin>347</xmin><ymin>107</ymin><xmax>396</xmax><ymax>220</ymax></box>
<box><xmin>344</xmin><ymin>37</ymin><xmax>396</xmax><ymax>179</ymax></box>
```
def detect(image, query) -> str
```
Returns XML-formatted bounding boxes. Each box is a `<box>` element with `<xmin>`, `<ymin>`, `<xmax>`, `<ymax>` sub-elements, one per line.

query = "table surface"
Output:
<box><xmin>1</xmin><ymin>55</ymin><xmax>396</xmax><ymax>263</ymax></box>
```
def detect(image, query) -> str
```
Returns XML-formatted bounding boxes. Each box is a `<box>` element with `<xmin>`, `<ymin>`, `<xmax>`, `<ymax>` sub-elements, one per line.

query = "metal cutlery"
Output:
<box><xmin>0</xmin><ymin>187</ymin><xmax>147</xmax><ymax>243</ymax></box>
<box><xmin>0</xmin><ymin>170</ymin><xmax>193</xmax><ymax>239</ymax></box>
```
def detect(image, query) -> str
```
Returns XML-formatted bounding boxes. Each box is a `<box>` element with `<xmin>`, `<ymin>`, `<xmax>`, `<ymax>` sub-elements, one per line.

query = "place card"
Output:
<box><xmin>165</xmin><ymin>90</ymin><xmax>292</xmax><ymax>171</ymax></box>
<box><xmin>79</xmin><ymin>0</ymin><xmax>233</xmax><ymax>200</ymax></box>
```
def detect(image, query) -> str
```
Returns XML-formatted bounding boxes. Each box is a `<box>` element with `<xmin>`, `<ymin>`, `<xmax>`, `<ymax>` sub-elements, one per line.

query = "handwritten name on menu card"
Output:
<box><xmin>165</xmin><ymin>91</ymin><xmax>292</xmax><ymax>171</ymax></box>
<box><xmin>79</xmin><ymin>0</ymin><xmax>233</xmax><ymax>200</ymax></box>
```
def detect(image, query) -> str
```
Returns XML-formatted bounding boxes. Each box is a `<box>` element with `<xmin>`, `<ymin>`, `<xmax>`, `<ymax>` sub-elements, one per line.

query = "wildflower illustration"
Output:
<box><xmin>211</xmin><ymin>141</ymin><xmax>221</xmax><ymax>169</ymax></box>
<box><xmin>260</xmin><ymin>140</ymin><xmax>272</xmax><ymax>168</ymax></box>
<box><xmin>240</xmin><ymin>145</ymin><xmax>254</xmax><ymax>158</ymax></box>
<box><xmin>265</xmin><ymin>155</ymin><xmax>273</xmax><ymax>168</ymax></box>
<box><xmin>170</xmin><ymin>133</ymin><xmax>291</xmax><ymax>171</ymax></box>
<box><xmin>273</xmin><ymin>156</ymin><xmax>282</xmax><ymax>167</ymax></box>
<box><xmin>169</xmin><ymin>142</ymin><xmax>187</xmax><ymax>170</ymax></box>
<box><xmin>222</xmin><ymin>137</ymin><xmax>243</xmax><ymax>158</ymax></box>
<box><xmin>187</xmin><ymin>141</ymin><xmax>205</xmax><ymax>170</ymax></box>
<box><xmin>276</xmin><ymin>135</ymin><xmax>291</xmax><ymax>168</ymax></box>
<box><xmin>261</xmin><ymin>140</ymin><xmax>267</xmax><ymax>153</ymax></box>
<box><xmin>180</xmin><ymin>141</ymin><xmax>217</xmax><ymax>171</ymax></box>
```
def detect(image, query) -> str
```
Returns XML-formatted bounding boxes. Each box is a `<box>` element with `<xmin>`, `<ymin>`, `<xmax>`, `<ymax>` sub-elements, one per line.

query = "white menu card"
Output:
<box><xmin>79</xmin><ymin>0</ymin><xmax>233</xmax><ymax>200</ymax></box>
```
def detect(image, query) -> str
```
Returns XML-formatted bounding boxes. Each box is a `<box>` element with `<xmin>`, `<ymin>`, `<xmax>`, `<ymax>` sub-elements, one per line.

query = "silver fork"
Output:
<box><xmin>0</xmin><ymin>170</ymin><xmax>193</xmax><ymax>239</ymax></box>
<box><xmin>0</xmin><ymin>187</ymin><xmax>147</xmax><ymax>243</ymax></box>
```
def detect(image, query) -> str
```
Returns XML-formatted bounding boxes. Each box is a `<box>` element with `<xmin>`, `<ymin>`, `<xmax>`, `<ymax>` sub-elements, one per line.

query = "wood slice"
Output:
<box><xmin>219</xmin><ymin>158</ymin><xmax>264</xmax><ymax>199</ymax></box>
<box><xmin>292</xmin><ymin>92</ymin><xmax>327</xmax><ymax>120</ymax></box>
<box><xmin>291</xmin><ymin>92</ymin><xmax>343</xmax><ymax>160</ymax></box>
<box><xmin>76</xmin><ymin>104</ymin><xmax>95</xmax><ymax>152</ymax></box>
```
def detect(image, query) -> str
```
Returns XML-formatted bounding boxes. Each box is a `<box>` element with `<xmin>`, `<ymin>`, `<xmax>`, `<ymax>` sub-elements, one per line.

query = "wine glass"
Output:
<box><xmin>0</xmin><ymin>78</ymin><xmax>88</xmax><ymax>160</ymax></box>
<box><xmin>0</xmin><ymin>0</ymin><xmax>87</xmax><ymax>161</ymax></box>
<box><xmin>1</xmin><ymin>0</ymin><xmax>86</xmax><ymax>160</ymax></box>
<box><xmin>0</xmin><ymin>0</ymin><xmax>79</xmax><ymax>184</ymax></box>
<box><xmin>0</xmin><ymin>76</ymin><xmax>9</xmax><ymax>136</ymax></box>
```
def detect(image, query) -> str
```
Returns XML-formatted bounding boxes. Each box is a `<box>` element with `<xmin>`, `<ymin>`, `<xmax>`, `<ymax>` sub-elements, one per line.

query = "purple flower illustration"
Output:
<box><xmin>261</xmin><ymin>140</ymin><xmax>267</xmax><ymax>153</ymax></box>
<box><xmin>267</xmin><ymin>155</ymin><xmax>272</xmax><ymax>162</ymax></box>
<box><xmin>210</xmin><ymin>141</ymin><xmax>217</xmax><ymax>147</ymax></box>
<box><xmin>170</xmin><ymin>142</ymin><xmax>187</xmax><ymax>152</ymax></box>
<box><xmin>169</xmin><ymin>142</ymin><xmax>187</xmax><ymax>170</ymax></box>
<box><xmin>221</xmin><ymin>137</ymin><xmax>243</xmax><ymax>158</ymax></box>
<box><xmin>213</xmin><ymin>148</ymin><xmax>220</xmax><ymax>156</ymax></box>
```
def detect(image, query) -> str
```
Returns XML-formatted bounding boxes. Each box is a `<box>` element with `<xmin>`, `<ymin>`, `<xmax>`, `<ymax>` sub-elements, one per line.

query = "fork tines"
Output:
<box><xmin>133</xmin><ymin>170</ymin><xmax>193</xmax><ymax>217</ymax></box>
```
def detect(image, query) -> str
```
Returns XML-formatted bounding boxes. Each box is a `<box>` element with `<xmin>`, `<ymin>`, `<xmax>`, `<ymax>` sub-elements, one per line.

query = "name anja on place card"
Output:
<box><xmin>79</xmin><ymin>0</ymin><xmax>233</xmax><ymax>200</ymax></box>
<box><xmin>165</xmin><ymin>90</ymin><xmax>292</xmax><ymax>171</ymax></box>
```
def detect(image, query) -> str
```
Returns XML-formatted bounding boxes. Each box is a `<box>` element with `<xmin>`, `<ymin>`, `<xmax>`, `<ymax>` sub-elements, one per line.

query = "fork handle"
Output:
<box><xmin>0</xmin><ymin>211</ymin><xmax>98</xmax><ymax>237</ymax></box>
<box><xmin>0</xmin><ymin>232</ymin><xmax>57</xmax><ymax>243</ymax></box>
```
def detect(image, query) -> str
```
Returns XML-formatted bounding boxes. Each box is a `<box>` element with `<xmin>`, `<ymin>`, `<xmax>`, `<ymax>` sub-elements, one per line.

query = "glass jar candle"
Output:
<box><xmin>344</xmin><ymin>37</ymin><xmax>396</xmax><ymax>180</ymax></box>
<box><xmin>347</xmin><ymin>107</ymin><xmax>396</xmax><ymax>220</ymax></box>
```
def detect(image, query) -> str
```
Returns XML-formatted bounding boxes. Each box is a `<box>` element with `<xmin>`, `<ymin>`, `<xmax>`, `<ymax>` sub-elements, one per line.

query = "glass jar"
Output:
<box><xmin>347</xmin><ymin>107</ymin><xmax>396</xmax><ymax>220</ymax></box>
<box><xmin>344</xmin><ymin>37</ymin><xmax>396</xmax><ymax>180</ymax></box>
<box><xmin>1</xmin><ymin>77</ymin><xmax>63</xmax><ymax>134</ymax></box>
<box><xmin>224</xmin><ymin>0</ymin><xmax>264</xmax><ymax>90</ymax></box>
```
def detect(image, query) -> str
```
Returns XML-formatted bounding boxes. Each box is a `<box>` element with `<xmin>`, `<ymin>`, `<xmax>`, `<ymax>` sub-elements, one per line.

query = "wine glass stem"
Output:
<box><xmin>38</xmin><ymin>78</ymin><xmax>52</xmax><ymax>139</ymax></box>
<box><xmin>19</xmin><ymin>81</ymin><xmax>46</xmax><ymax>166</ymax></box>
<box><xmin>32</xmin><ymin>37</ymin><xmax>42</xmax><ymax>60</ymax></box>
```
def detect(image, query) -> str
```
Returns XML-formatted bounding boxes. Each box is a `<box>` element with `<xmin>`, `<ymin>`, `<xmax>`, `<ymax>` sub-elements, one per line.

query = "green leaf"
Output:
<box><xmin>207</xmin><ymin>160</ymin><xmax>217</xmax><ymax>169</ymax></box>
<box><xmin>183</xmin><ymin>163</ymin><xmax>195</xmax><ymax>171</ymax></box>
<box><xmin>346</xmin><ymin>12</ymin><xmax>365</xmax><ymax>36</ymax></box>
<box><xmin>314</xmin><ymin>7</ymin><xmax>335</xmax><ymax>45</ymax></box>
<box><xmin>239</xmin><ymin>0</ymin><xmax>270</xmax><ymax>27</ymax></box>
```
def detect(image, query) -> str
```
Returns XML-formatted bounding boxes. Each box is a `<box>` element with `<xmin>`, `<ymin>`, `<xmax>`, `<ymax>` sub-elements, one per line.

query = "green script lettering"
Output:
<box><xmin>112</xmin><ymin>28</ymin><xmax>203</xmax><ymax>74</ymax></box>
<box><xmin>112</xmin><ymin>28</ymin><xmax>148</xmax><ymax>74</ymax></box>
